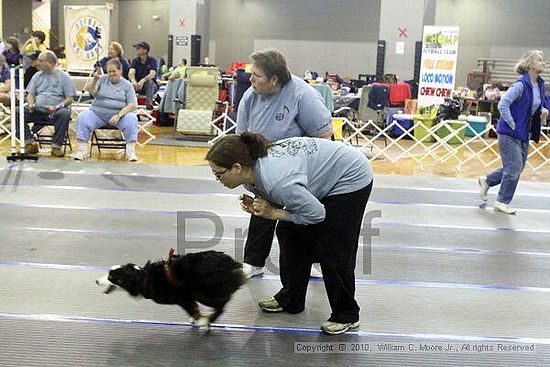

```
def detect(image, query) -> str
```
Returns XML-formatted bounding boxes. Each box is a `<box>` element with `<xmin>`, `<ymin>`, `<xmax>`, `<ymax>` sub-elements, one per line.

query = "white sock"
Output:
<box><xmin>78</xmin><ymin>141</ymin><xmax>88</xmax><ymax>156</ymax></box>
<box><xmin>126</xmin><ymin>142</ymin><xmax>135</xmax><ymax>153</ymax></box>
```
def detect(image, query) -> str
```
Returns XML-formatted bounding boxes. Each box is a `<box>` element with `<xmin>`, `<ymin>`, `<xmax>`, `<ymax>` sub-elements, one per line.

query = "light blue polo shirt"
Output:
<box><xmin>91</xmin><ymin>75</ymin><xmax>137</xmax><ymax>121</ymax></box>
<box><xmin>236</xmin><ymin>75</ymin><xmax>332</xmax><ymax>142</ymax></box>
<box><xmin>27</xmin><ymin>70</ymin><xmax>76</xmax><ymax>108</ymax></box>
<box><xmin>245</xmin><ymin>137</ymin><xmax>373</xmax><ymax>225</ymax></box>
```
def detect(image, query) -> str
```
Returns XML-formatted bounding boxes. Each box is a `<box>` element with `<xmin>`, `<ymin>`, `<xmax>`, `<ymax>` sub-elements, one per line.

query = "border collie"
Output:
<box><xmin>96</xmin><ymin>250</ymin><xmax>245</xmax><ymax>329</ymax></box>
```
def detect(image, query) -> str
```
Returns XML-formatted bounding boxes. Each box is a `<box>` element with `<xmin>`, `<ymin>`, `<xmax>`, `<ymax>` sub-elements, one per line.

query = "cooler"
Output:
<box><xmin>393</xmin><ymin>114</ymin><xmax>415</xmax><ymax>138</ymax></box>
<box><xmin>435</xmin><ymin>120</ymin><xmax>466</xmax><ymax>144</ymax></box>
<box><xmin>465</xmin><ymin>115</ymin><xmax>489</xmax><ymax>137</ymax></box>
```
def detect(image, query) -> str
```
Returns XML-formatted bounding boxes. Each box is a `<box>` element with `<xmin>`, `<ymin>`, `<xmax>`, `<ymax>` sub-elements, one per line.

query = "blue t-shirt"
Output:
<box><xmin>130</xmin><ymin>56</ymin><xmax>157</xmax><ymax>81</ymax></box>
<box><xmin>0</xmin><ymin>67</ymin><xmax>10</xmax><ymax>83</ymax></box>
<box><xmin>246</xmin><ymin>137</ymin><xmax>373</xmax><ymax>225</ymax></box>
<box><xmin>236</xmin><ymin>75</ymin><xmax>332</xmax><ymax>142</ymax></box>
<box><xmin>26</xmin><ymin>70</ymin><xmax>76</xmax><ymax>108</ymax></box>
<box><xmin>99</xmin><ymin>56</ymin><xmax>130</xmax><ymax>80</ymax></box>
<box><xmin>91</xmin><ymin>75</ymin><xmax>137</xmax><ymax>121</ymax></box>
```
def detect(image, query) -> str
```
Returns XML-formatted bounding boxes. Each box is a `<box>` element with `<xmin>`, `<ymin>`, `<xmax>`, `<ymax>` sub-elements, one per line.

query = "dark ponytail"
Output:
<box><xmin>206</xmin><ymin>132</ymin><xmax>269</xmax><ymax>168</ymax></box>
<box><xmin>240</xmin><ymin>132</ymin><xmax>269</xmax><ymax>160</ymax></box>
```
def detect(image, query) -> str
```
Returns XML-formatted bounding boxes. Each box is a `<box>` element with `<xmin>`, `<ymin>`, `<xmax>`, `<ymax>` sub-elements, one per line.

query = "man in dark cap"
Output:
<box><xmin>24</xmin><ymin>51</ymin><xmax>41</xmax><ymax>88</ymax></box>
<box><xmin>128</xmin><ymin>41</ymin><xmax>158</xmax><ymax>109</ymax></box>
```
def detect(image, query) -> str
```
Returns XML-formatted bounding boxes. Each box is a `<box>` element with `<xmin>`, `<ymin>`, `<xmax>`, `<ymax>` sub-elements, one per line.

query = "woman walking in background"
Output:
<box><xmin>479</xmin><ymin>50</ymin><xmax>548</xmax><ymax>214</ymax></box>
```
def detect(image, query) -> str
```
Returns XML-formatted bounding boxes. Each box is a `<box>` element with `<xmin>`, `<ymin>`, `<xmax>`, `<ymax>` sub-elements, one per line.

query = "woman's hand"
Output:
<box><xmin>93</xmin><ymin>65</ymin><xmax>102</xmax><ymax>81</ymax></box>
<box><xmin>239</xmin><ymin>195</ymin><xmax>286</xmax><ymax>220</ymax></box>
<box><xmin>108</xmin><ymin>114</ymin><xmax>120</xmax><ymax>125</ymax></box>
<box><xmin>251</xmin><ymin>198</ymin><xmax>273</xmax><ymax>218</ymax></box>
<box><xmin>239</xmin><ymin>194</ymin><xmax>255</xmax><ymax>214</ymax></box>
<box><xmin>251</xmin><ymin>198</ymin><xmax>286</xmax><ymax>220</ymax></box>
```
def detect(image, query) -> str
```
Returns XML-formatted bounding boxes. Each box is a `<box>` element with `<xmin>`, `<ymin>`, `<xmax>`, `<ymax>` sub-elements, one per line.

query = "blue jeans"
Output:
<box><xmin>16</xmin><ymin>106</ymin><xmax>71</xmax><ymax>148</ymax></box>
<box><xmin>486</xmin><ymin>133</ymin><xmax>529</xmax><ymax>204</ymax></box>
<box><xmin>136</xmin><ymin>80</ymin><xmax>158</xmax><ymax>107</ymax></box>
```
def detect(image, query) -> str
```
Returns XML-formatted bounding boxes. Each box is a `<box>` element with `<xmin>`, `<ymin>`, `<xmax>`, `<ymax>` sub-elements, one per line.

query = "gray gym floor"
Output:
<box><xmin>1</xmin><ymin>159</ymin><xmax>550</xmax><ymax>366</ymax></box>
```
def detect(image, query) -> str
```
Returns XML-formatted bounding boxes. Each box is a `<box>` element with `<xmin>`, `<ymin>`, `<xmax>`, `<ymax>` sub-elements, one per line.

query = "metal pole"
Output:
<box><xmin>6</xmin><ymin>66</ymin><xmax>38</xmax><ymax>162</ymax></box>
<box><xmin>9</xmin><ymin>67</ymin><xmax>16</xmax><ymax>154</ymax></box>
<box><xmin>18</xmin><ymin>67</ymin><xmax>25</xmax><ymax>154</ymax></box>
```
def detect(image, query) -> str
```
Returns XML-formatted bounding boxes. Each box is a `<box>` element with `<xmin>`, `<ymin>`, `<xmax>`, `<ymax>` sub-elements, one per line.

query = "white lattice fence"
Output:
<box><xmin>210</xmin><ymin>117</ymin><xmax>550</xmax><ymax>173</ymax></box>
<box><xmin>338</xmin><ymin>119</ymin><xmax>550</xmax><ymax>172</ymax></box>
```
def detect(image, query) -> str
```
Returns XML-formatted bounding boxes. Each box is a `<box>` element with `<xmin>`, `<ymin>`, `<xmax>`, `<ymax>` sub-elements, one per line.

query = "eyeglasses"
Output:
<box><xmin>212</xmin><ymin>167</ymin><xmax>229</xmax><ymax>181</ymax></box>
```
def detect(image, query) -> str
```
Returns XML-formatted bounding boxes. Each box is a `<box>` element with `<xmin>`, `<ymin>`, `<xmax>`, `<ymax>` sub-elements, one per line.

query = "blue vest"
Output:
<box><xmin>496</xmin><ymin>73</ymin><xmax>545</xmax><ymax>142</ymax></box>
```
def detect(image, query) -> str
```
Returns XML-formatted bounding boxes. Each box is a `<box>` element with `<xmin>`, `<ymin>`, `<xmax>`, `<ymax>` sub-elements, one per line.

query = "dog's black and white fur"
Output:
<box><xmin>96</xmin><ymin>250</ymin><xmax>245</xmax><ymax>329</ymax></box>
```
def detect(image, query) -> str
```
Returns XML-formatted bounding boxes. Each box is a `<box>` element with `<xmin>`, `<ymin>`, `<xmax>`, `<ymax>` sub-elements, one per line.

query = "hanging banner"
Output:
<box><xmin>64</xmin><ymin>5</ymin><xmax>110</xmax><ymax>70</ymax></box>
<box><xmin>417</xmin><ymin>26</ymin><xmax>459</xmax><ymax>107</ymax></box>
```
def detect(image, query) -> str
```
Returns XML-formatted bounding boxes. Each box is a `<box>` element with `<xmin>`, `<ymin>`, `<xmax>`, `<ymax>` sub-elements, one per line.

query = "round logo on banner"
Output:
<box><xmin>69</xmin><ymin>16</ymin><xmax>104</xmax><ymax>61</ymax></box>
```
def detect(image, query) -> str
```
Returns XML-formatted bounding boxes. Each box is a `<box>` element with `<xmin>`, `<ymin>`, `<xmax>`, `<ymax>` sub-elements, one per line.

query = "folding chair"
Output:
<box><xmin>33</xmin><ymin>122</ymin><xmax>72</xmax><ymax>153</ymax></box>
<box><xmin>90</xmin><ymin>124</ymin><xmax>126</xmax><ymax>156</ymax></box>
<box><xmin>0</xmin><ymin>104</ymin><xmax>12</xmax><ymax>144</ymax></box>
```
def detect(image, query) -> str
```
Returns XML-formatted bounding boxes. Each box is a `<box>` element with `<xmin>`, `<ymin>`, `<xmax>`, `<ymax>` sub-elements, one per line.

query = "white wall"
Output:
<box><xmin>253</xmin><ymin>39</ymin><xmax>377</xmax><ymax>79</ymax></box>
<box><xmin>379</xmin><ymin>0</ymin><xmax>427</xmax><ymax>81</ymax></box>
<box><xmin>119</xmin><ymin>0</ymin><xmax>169</xmax><ymax>60</ymax></box>
<box><xmin>435</xmin><ymin>0</ymin><xmax>550</xmax><ymax>85</ymax></box>
<box><xmin>208</xmin><ymin>0</ymin><xmax>381</xmax><ymax>78</ymax></box>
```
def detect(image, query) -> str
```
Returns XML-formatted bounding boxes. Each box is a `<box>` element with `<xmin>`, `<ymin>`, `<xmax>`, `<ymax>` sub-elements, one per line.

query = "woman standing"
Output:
<box><xmin>236</xmin><ymin>48</ymin><xmax>333</xmax><ymax>279</ymax></box>
<box><xmin>479</xmin><ymin>50</ymin><xmax>548</xmax><ymax>214</ymax></box>
<box><xmin>206</xmin><ymin>133</ymin><xmax>373</xmax><ymax>335</ymax></box>
<box><xmin>74</xmin><ymin>59</ymin><xmax>138</xmax><ymax>161</ymax></box>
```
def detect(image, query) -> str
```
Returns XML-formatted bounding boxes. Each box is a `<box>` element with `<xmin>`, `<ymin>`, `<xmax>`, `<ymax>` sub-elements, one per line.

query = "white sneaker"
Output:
<box><xmin>258</xmin><ymin>297</ymin><xmax>284</xmax><ymax>312</ymax></box>
<box><xmin>73</xmin><ymin>151</ymin><xmax>88</xmax><ymax>161</ymax></box>
<box><xmin>126</xmin><ymin>151</ymin><xmax>138</xmax><ymax>162</ymax></box>
<box><xmin>242</xmin><ymin>263</ymin><xmax>265</xmax><ymax>278</ymax></box>
<box><xmin>310</xmin><ymin>263</ymin><xmax>323</xmax><ymax>278</ymax></box>
<box><xmin>320</xmin><ymin>321</ymin><xmax>360</xmax><ymax>335</ymax></box>
<box><xmin>478</xmin><ymin>176</ymin><xmax>489</xmax><ymax>202</ymax></box>
<box><xmin>494</xmin><ymin>200</ymin><xmax>517</xmax><ymax>215</ymax></box>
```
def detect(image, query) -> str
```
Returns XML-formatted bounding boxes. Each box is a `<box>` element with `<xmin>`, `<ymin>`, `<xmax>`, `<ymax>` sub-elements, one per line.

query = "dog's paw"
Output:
<box><xmin>189</xmin><ymin>316</ymin><xmax>197</xmax><ymax>325</ymax></box>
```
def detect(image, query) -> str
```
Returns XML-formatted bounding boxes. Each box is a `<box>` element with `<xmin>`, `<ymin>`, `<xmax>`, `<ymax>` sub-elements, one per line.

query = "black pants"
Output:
<box><xmin>243</xmin><ymin>215</ymin><xmax>277</xmax><ymax>267</ymax></box>
<box><xmin>273</xmin><ymin>182</ymin><xmax>372</xmax><ymax>323</ymax></box>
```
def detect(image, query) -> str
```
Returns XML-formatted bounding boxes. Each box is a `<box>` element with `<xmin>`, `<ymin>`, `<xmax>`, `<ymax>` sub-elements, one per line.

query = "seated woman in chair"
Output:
<box><xmin>0</xmin><ymin>55</ymin><xmax>11</xmax><ymax>106</ymax></box>
<box><xmin>98</xmin><ymin>42</ymin><xmax>130</xmax><ymax>80</ymax></box>
<box><xmin>74</xmin><ymin>59</ymin><xmax>138</xmax><ymax>161</ymax></box>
